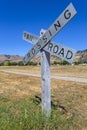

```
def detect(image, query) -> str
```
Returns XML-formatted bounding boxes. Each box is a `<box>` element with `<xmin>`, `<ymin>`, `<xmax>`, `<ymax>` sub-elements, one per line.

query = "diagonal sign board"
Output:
<box><xmin>23</xmin><ymin>31</ymin><xmax>77</xmax><ymax>63</ymax></box>
<box><xmin>23</xmin><ymin>3</ymin><xmax>77</xmax><ymax>64</ymax></box>
<box><xmin>23</xmin><ymin>31</ymin><xmax>38</xmax><ymax>44</ymax></box>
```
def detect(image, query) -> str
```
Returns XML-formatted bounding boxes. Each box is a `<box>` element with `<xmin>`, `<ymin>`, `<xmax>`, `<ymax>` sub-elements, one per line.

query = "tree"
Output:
<box><xmin>26</xmin><ymin>61</ymin><xmax>37</xmax><ymax>66</ymax></box>
<box><xmin>18</xmin><ymin>61</ymin><xmax>24</xmax><ymax>66</ymax></box>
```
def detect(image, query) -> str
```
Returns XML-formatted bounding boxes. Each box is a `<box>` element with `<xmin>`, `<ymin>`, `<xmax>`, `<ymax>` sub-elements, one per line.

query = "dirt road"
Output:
<box><xmin>1</xmin><ymin>70</ymin><xmax>87</xmax><ymax>83</ymax></box>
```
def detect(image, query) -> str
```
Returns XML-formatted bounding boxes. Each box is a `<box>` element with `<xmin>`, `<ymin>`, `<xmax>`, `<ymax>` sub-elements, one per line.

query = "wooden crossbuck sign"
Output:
<box><xmin>23</xmin><ymin>30</ymin><xmax>77</xmax><ymax>63</ymax></box>
<box><xmin>23</xmin><ymin>3</ymin><xmax>77</xmax><ymax>64</ymax></box>
<box><xmin>22</xmin><ymin>3</ymin><xmax>77</xmax><ymax>117</ymax></box>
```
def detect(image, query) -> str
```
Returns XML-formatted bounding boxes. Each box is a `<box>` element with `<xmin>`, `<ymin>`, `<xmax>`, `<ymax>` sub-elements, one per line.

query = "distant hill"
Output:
<box><xmin>0</xmin><ymin>55</ymin><xmax>23</xmax><ymax>63</ymax></box>
<box><xmin>0</xmin><ymin>49</ymin><xmax>87</xmax><ymax>64</ymax></box>
<box><xmin>75</xmin><ymin>50</ymin><xmax>87</xmax><ymax>63</ymax></box>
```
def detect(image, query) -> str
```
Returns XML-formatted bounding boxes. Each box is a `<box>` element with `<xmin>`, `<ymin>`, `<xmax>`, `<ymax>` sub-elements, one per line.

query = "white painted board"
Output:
<box><xmin>23</xmin><ymin>31</ymin><xmax>38</xmax><ymax>44</ymax></box>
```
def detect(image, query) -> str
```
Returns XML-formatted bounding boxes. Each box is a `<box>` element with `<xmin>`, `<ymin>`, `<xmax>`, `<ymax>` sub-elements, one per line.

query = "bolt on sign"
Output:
<box><xmin>22</xmin><ymin>3</ymin><xmax>77</xmax><ymax>117</ymax></box>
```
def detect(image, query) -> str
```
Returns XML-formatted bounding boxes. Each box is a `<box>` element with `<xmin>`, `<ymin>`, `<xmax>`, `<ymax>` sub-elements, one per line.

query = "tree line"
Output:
<box><xmin>0</xmin><ymin>60</ymin><xmax>87</xmax><ymax>66</ymax></box>
<box><xmin>0</xmin><ymin>61</ymin><xmax>37</xmax><ymax>66</ymax></box>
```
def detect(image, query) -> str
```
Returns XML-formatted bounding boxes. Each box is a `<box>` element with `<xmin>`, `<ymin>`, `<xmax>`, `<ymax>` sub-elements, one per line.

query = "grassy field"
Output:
<box><xmin>1</xmin><ymin>65</ymin><xmax>87</xmax><ymax>78</ymax></box>
<box><xmin>0</xmin><ymin>65</ymin><xmax>87</xmax><ymax>130</ymax></box>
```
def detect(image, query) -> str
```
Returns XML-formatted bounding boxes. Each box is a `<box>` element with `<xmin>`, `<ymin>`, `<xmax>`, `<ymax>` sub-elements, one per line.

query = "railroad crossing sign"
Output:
<box><xmin>23</xmin><ymin>30</ymin><xmax>77</xmax><ymax>63</ymax></box>
<box><xmin>22</xmin><ymin>3</ymin><xmax>77</xmax><ymax>117</ymax></box>
<box><xmin>23</xmin><ymin>3</ymin><xmax>77</xmax><ymax>64</ymax></box>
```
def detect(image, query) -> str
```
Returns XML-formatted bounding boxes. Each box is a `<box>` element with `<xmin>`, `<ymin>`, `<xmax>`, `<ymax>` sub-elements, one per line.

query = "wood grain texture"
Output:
<box><xmin>41</xmin><ymin>50</ymin><xmax>51</xmax><ymax>117</ymax></box>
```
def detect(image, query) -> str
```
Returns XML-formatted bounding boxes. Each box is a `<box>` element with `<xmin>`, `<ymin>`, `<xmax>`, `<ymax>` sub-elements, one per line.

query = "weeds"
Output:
<box><xmin>0</xmin><ymin>95</ymin><xmax>86</xmax><ymax>130</ymax></box>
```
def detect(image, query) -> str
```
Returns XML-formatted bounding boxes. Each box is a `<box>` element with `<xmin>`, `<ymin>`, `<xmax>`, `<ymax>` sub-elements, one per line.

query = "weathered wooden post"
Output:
<box><xmin>40</xmin><ymin>29</ymin><xmax>51</xmax><ymax>117</ymax></box>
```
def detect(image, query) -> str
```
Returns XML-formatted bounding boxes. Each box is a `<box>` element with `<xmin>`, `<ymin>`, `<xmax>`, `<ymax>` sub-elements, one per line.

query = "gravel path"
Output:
<box><xmin>1</xmin><ymin>70</ymin><xmax>87</xmax><ymax>83</ymax></box>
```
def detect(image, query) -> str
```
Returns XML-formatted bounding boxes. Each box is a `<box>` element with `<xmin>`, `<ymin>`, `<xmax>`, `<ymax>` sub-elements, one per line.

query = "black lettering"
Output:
<box><xmin>32</xmin><ymin>48</ymin><xmax>35</xmax><ymax>55</ymax></box>
<box><xmin>27</xmin><ymin>52</ymin><xmax>30</xmax><ymax>57</ymax></box>
<box><xmin>26</xmin><ymin>34</ymin><xmax>33</xmax><ymax>41</ymax></box>
<box><xmin>26</xmin><ymin>34</ymin><xmax>29</xmax><ymax>40</ymax></box>
<box><xmin>48</xmin><ymin>30</ymin><xmax>52</xmax><ymax>36</ymax></box>
<box><xmin>66</xmin><ymin>50</ymin><xmax>73</xmax><ymax>59</ymax></box>
<box><xmin>54</xmin><ymin>20</ymin><xmax>61</xmax><ymax>31</ymax></box>
<box><xmin>58</xmin><ymin>48</ymin><xmax>64</xmax><ymax>57</ymax></box>
<box><xmin>24</xmin><ymin>32</ymin><xmax>26</xmax><ymax>38</ymax></box>
<box><xmin>64</xmin><ymin>9</ymin><xmax>71</xmax><ymax>20</ymax></box>
<box><xmin>30</xmin><ymin>35</ymin><xmax>33</xmax><ymax>41</ymax></box>
<box><xmin>37</xmin><ymin>42</ymin><xmax>41</xmax><ymax>50</ymax></box>
<box><xmin>42</xmin><ymin>35</ymin><xmax>47</xmax><ymax>43</ymax></box>
<box><xmin>48</xmin><ymin>43</ymin><xmax>53</xmax><ymax>51</ymax></box>
<box><xmin>53</xmin><ymin>45</ymin><xmax>59</xmax><ymax>53</ymax></box>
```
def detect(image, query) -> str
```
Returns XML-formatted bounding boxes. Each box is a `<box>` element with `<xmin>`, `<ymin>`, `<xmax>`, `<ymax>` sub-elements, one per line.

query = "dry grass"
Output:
<box><xmin>1</xmin><ymin>65</ymin><xmax>87</xmax><ymax>78</ymax></box>
<box><xmin>0</xmin><ymin>66</ymin><xmax>41</xmax><ymax>74</ymax></box>
<box><xmin>51</xmin><ymin>79</ymin><xmax>87</xmax><ymax>123</ymax></box>
<box><xmin>0</xmin><ymin>65</ymin><xmax>87</xmax><ymax>129</ymax></box>
<box><xmin>0</xmin><ymin>71</ymin><xmax>41</xmax><ymax>99</ymax></box>
<box><xmin>51</xmin><ymin>65</ymin><xmax>87</xmax><ymax>78</ymax></box>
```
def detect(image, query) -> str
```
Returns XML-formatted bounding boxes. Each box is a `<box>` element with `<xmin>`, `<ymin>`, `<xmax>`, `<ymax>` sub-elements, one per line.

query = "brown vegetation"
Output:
<box><xmin>0</xmin><ymin>65</ymin><xmax>87</xmax><ymax>129</ymax></box>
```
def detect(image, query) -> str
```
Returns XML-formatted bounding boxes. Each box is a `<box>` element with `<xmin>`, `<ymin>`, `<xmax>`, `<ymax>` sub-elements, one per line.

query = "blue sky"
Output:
<box><xmin>0</xmin><ymin>0</ymin><xmax>87</xmax><ymax>56</ymax></box>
